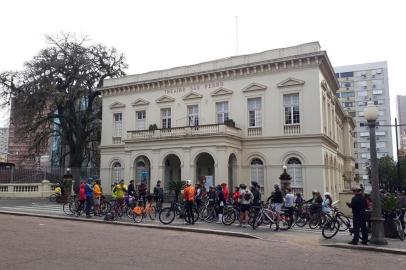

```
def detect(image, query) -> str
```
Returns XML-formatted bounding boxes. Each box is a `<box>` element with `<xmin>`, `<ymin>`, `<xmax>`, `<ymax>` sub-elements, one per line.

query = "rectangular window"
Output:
<box><xmin>349</xmin><ymin>111</ymin><xmax>356</xmax><ymax>117</ymax></box>
<box><xmin>340</xmin><ymin>72</ymin><xmax>353</xmax><ymax>78</ymax></box>
<box><xmin>248</xmin><ymin>98</ymin><xmax>262</xmax><ymax>127</ymax></box>
<box><xmin>357</xmin><ymin>91</ymin><xmax>367</xmax><ymax>97</ymax></box>
<box><xmin>187</xmin><ymin>105</ymin><xmax>199</xmax><ymax>126</ymax></box>
<box><xmin>344</xmin><ymin>102</ymin><xmax>353</xmax><ymax>108</ymax></box>
<box><xmin>283</xmin><ymin>94</ymin><xmax>300</xmax><ymax>125</ymax></box>
<box><xmin>216</xmin><ymin>101</ymin><xmax>229</xmax><ymax>124</ymax></box>
<box><xmin>136</xmin><ymin>110</ymin><xmax>146</xmax><ymax>130</ymax></box>
<box><xmin>113</xmin><ymin>113</ymin><xmax>123</xmax><ymax>142</ymax></box>
<box><xmin>372</xmin><ymin>79</ymin><xmax>384</xmax><ymax>89</ymax></box>
<box><xmin>340</xmin><ymin>92</ymin><xmax>355</xmax><ymax>98</ymax></box>
<box><xmin>161</xmin><ymin>108</ymin><xmax>171</xmax><ymax>129</ymax></box>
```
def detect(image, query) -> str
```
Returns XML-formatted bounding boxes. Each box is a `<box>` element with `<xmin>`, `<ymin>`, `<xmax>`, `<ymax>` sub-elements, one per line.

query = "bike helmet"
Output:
<box><xmin>185</xmin><ymin>179</ymin><xmax>192</xmax><ymax>186</ymax></box>
<box><xmin>324</xmin><ymin>192</ymin><xmax>331</xmax><ymax>197</ymax></box>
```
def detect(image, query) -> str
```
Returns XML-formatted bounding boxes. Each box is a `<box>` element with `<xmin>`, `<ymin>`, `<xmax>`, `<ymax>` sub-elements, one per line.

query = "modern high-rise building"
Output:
<box><xmin>334</xmin><ymin>62</ymin><xmax>393</xmax><ymax>190</ymax></box>
<box><xmin>397</xmin><ymin>95</ymin><xmax>406</xmax><ymax>153</ymax></box>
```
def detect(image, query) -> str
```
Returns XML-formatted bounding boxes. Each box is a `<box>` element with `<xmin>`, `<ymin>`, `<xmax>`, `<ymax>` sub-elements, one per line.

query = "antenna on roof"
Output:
<box><xmin>235</xmin><ymin>16</ymin><xmax>239</xmax><ymax>55</ymax></box>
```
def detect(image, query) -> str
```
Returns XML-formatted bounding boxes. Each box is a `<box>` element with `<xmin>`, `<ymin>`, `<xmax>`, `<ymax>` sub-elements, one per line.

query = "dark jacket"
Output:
<box><xmin>153</xmin><ymin>185</ymin><xmax>163</xmax><ymax>198</ymax></box>
<box><xmin>128</xmin><ymin>183</ymin><xmax>136</xmax><ymax>196</ymax></box>
<box><xmin>347</xmin><ymin>194</ymin><xmax>367</xmax><ymax>219</ymax></box>
<box><xmin>252</xmin><ymin>188</ymin><xmax>261</xmax><ymax>205</ymax></box>
<box><xmin>273</xmin><ymin>190</ymin><xmax>283</xmax><ymax>204</ymax></box>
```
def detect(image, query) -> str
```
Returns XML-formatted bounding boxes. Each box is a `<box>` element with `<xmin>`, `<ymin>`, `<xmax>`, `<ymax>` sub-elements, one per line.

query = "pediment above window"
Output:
<box><xmin>277</xmin><ymin>77</ymin><xmax>305</xmax><ymax>88</ymax></box>
<box><xmin>182</xmin><ymin>91</ymin><xmax>203</xmax><ymax>100</ymax></box>
<box><xmin>131</xmin><ymin>98</ymin><xmax>150</xmax><ymax>106</ymax></box>
<box><xmin>242</xmin><ymin>82</ymin><xmax>267</xmax><ymax>92</ymax></box>
<box><xmin>156</xmin><ymin>95</ymin><xmax>175</xmax><ymax>103</ymax></box>
<box><xmin>210</xmin><ymin>87</ymin><xmax>233</xmax><ymax>97</ymax></box>
<box><xmin>109</xmin><ymin>101</ymin><xmax>126</xmax><ymax>109</ymax></box>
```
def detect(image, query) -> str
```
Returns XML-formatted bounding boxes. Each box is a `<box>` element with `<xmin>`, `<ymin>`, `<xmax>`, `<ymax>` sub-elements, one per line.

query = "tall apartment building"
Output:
<box><xmin>0</xmin><ymin>127</ymin><xmax>8</xmax><ymax>162</ymax></box>
<box><xmin>397</xmin><ymin>95</ymin><xmax>406</xmax><ymax>153</ymax></box>
<box><xmin>334</xmin><ymin>62</ymin><xmax>393</xmax><ymax>190</ymax></box>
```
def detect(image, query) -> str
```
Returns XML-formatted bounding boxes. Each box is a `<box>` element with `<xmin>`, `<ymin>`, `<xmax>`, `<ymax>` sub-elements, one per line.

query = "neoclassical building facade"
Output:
<box><xmin>99</xmin><ymin>42</ymin><xmax>355</xmax><ymax>199</ymax></box>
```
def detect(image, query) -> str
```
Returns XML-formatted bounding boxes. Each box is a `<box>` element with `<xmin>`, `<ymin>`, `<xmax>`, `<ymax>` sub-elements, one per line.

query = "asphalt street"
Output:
<box><xmin>1</xmin><ymin>215</ymin><xmax>405</xmax><ymax>270</ymax></box>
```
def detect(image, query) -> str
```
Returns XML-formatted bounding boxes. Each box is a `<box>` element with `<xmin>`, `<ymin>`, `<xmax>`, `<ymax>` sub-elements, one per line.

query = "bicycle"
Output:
<box><xmin>159</xmin><ymin>201</ymin><xmax>199</xmax><ymax>225</ymax></box>
<box><xmin>130</xmin><ymin>200</ymin><xmax>156</xmax><ymax>223</ymax></box>
<box><xmin>392</xmin><ymin>208</ymin><xmax>405</xmax><ymax>241</ymax></box>
<box><xmin>49</xmin><ymin>192</ymin><xmax>61</xmax><ymax>202</ymax></box>
<box><xmin>252</xmin><ymin>204</ymin><xmax>291</xmax><ymax>230</ymax></box>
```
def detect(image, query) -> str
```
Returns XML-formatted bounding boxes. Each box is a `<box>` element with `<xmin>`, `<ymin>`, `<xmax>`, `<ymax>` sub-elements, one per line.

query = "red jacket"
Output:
<box><xmin>233</xmin><ymin>191</ymin><xmax>240</xmax><ymax>204</ymax></box>
<box><xmin>79</xmin><ymin>183</ymin><xmax>86</xmax><ymax>200</ymax></box>
<box><xmin>223</xmin><ymin>185</ymin><xmax>229</xmax><ymax>201</ymax></box>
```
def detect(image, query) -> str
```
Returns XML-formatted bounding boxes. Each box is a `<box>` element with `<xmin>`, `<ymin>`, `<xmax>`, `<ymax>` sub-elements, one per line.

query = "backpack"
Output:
<box><xmin>243</xmin><ymin>191</ymin><xmax>251</xmax><ymax>201</ymax></box>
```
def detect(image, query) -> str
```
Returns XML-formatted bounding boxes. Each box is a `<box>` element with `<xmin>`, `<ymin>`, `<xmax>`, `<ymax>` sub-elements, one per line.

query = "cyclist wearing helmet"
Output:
<box><xmin>183</xmin><ymin>180</ymin><xmax>195</xmax><ymax>224</ymax></box>
<box><xmin>322</xmin><ymin>192</ymin><xmax>333</xmax><ymax>214</ymax></box>
<box><xmin>238</xmin><ymin>184</ymin><xmax>253</xmax><ymax>227</ymax></box>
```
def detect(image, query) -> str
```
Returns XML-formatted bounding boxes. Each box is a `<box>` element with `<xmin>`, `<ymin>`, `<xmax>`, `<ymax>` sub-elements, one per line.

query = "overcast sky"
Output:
<box><xmin>1</xmin><ymin>0</ymin><xmax>405</xmax><ymax>149</ymax></box>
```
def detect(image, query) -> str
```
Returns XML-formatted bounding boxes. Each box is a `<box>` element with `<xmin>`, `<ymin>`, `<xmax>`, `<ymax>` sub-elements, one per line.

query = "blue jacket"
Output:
<box><xmin>85</xmin><ymin>183</ymin><xmax>93</xmax><ymax>198</ymax></box>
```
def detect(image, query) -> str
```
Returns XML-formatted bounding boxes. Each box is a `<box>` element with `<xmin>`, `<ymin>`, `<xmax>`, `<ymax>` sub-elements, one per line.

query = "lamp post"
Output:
<box><xmin>364</xmin><ymin>101</ymin><xmax>387</xmax><ymax>245</ymax></box>
<box><xmin>279</xmin><ymin>165</ymin><xmax>292</xmax><ymax>195</ymax></box>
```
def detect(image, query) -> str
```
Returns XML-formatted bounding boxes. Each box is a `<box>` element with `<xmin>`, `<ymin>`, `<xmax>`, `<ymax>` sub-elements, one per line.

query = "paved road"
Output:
<box><xmin>0</xmin><ymin>215</ymin><xmax>404</xmax><ymax>270</ymax></box>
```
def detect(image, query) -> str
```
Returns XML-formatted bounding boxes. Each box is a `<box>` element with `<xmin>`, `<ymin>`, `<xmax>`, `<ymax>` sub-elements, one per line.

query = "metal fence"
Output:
<box><xmin>0</xmin><ymin>166</ymin><xmax>100</xmax><ymax>184</ymax></box>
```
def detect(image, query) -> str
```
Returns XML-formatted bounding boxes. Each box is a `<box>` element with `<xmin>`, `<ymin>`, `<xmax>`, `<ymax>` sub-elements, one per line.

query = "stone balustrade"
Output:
<box><xmin>0</xmin><ymin>180</ymin><xmax>60</xmax><ymax>198</ymax></box>
<box><xmin>127</xmin><ymin>123</ymin><xmax>241</xmax><ymax>140</ymax></box>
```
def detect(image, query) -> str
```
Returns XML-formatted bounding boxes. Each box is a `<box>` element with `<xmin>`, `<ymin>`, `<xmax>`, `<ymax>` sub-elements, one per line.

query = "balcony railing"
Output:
<box><xmin>247</xmin><ymin>127</ymin><xmax>262</xmax><ymax>137</ymax></box>
<box><xmin>127</xmin><ymin>124</ymin><xmax>241</xmax><ymax>140</ymax></box>
<box><xmin>284</xmin><ymin>124</ymin><xmax>301</xmax><ymax>135</ymax></box>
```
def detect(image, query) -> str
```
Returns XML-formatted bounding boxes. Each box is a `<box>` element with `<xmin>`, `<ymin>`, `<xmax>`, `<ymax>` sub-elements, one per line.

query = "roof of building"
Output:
<box><xmin>103</xmin><ymin>42</ymin><xmax>322</xmax><ymax>87</ymax></box>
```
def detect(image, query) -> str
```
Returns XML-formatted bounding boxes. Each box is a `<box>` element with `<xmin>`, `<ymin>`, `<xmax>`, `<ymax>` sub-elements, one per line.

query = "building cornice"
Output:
<box><xmin>99</xmin><ymin>51</ymin><xmax>333</xmax><ymax>97</ymax></box>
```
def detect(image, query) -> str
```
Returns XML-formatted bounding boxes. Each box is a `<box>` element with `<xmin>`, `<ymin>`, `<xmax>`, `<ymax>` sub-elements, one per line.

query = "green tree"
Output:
<box><xmin>375</xmin><ymin>156</ymin><xmax>398</xmax><ymax>191</ymax></box>
<box><xmin>0</xmin><ymin>33</ymin><xmax>127</xmax><ymax>172</ymax></box>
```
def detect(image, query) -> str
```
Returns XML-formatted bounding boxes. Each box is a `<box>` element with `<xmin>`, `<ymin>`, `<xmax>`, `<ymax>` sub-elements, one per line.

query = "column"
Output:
<box><xmin>182</xmin><ymin>148</ymin><xmax>191</xmax><ymax>181</ymax></box>
<box><xmin>215</xmin><ymin>147</ymin><xmax>227</xmax><ymax>185</ymax></box>
<box><xmin>150</xmin><ymin>150</ymin><xmax>160</xmax><ymax>190</ymax></box>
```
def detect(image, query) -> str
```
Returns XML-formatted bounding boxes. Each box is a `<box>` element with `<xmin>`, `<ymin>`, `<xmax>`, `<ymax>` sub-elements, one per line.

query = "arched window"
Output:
<box><xmin>287</xmin><ymin>157</ymin><xmax>303</xmax><ymax>189</ymax></box>
<box><xmin>112</xmin><ymin>162</ymin><xmax>122</xmax><ymax>184</ymax></box>
<box><xmin>250</xmin><ymin>158</ymin><xmax>264</xmax><ymax>191</ymax></box>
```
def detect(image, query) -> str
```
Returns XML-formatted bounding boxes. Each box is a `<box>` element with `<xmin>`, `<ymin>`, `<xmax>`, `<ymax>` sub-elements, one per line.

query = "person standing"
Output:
<box><xmin>221</xmin><ymin>183</ymin><xmax>229</xmax><ymax>202</ymax></box>
<box><xmin>77</xmin><ymin>181</ymin><xmax>86</xmax><ymax>217</ymax></box>
<box><xmin>271</xmin><ymin>184</ymin><xmax>284</xmax><ymax>230</ymax></box>
<box><xmin>238</xmin><ymin>184</ymin><xmax>253</xmax><ymax>227</ymax></box>
<box><xmin>322</xmin><ymin>192</ymin><xmax>333</xmax><ymax>215</ymax></box>
<box><xmin>216</xmin><ymin>185</ymin><xmax>226</xmax><ymax>224</ymax></box>
<box><xmin>93</xmin><ymin>180</ymin><xmax>102</xmax><ymax>216</ymax></box>
<box><xmin>251</xmin><ymin>181</ymin><xmax>261</xmax><ymax>207</ymax></box>
<box><xmin>284</xmin><ymin>187</ymin><xmax>295</xmax><ymax>219</ymax></box>
<box><xmin>85</xmin><ymin>178</ymin><xmax>94</xmax><ymax>218</ymax></box>
<box><xmin>153</xmin><ymin>180</ymin><xmax>164</xmax><ymax>210</ymax></box>
<box><xmin>138</xmin><ymin>182</ymin><xmax>147</xmax><ymax>207</ymax></box>
<box><xmin>233</xmin><ymin>186</ymin><xmax>240</xmax><ymax>206</ymax></box>
<box><xmin>183</xmin><ymin>180</ymin><xmax>196</xmax><ymax>224</ymax></box>
<box><xmin>346</xmin><ymin>186</ymin><xmax>368</xmax><ymax>245</ymax></box>
<box><xmin>195</xmin><ymin>184</ymin><xmax>203</xmax><ymax>210</ymax></box>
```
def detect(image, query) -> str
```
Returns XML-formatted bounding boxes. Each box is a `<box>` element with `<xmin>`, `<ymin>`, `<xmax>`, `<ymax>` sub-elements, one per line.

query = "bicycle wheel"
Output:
<box><xmin>49</xmin><ymin>194</ymin><xmax>57</xmax><ymax>202</ymax></box>
<box><xmin>396</xmin><ymin>220</ymin><xmax>405</xmax><ymax>241</ymax></box>
<box><xmin>148</xmin><ymin>206</ymin><xmax>156</xmax><ymax>220</ymax></box>
<box><xmin>278</xmin><ymin>213</ymin><xmax>292</xmax><ymax>231</ymax></box>
<box><xmin>63</xmin><ymin>202</ymin><xmax>73</xmax><ymax>215</ymax></box>
<box><xmin>222</xmin><ymin>209</ymin><xmax>236</xmax><ymax>225</ymax></box>
<box><xmin>204</xmin><ymin>207</ymin><xmax>216</xmax><ymax>223</ymax></box>
<box><xmin>252</xmin><ymin>213</ymin><xmax>263</xmax><ymax>230</ymax></box>
<box><xmin>133</xmin><ymin>213</ymin><xmax>144</xmax><ymax>223</ymax></box>
<box><xmin>100</xmin><ymin>201</ymin><xmax>111</xmax><ymax>215</ymax></box>
<box><xmin>309</xmin><ymin>214</ymin><xmax>320</xmax><ymax>229</ymax></box>
<box><xmin>159</xmin><ymin>207</ymin><xmax>176</xmax><ymax>225</ymax></box>
<box><xmin>322</xmin><ymin>219</ymin><xmax>340</xmax><ymax>239</ymax></box>
<box><xmin>193</xmin><ymin>208</ymin><xmax>199</xmax><ymax>222</ymax></box>
<box><xmin>336</xmin><ymin>213</ymin><xmax>351</xmax><ymax>231</ymax></box>
<box><xmin>198</xmin><ymin>206</ymin><xmax>209</xmax><ymax>220</ymax></box>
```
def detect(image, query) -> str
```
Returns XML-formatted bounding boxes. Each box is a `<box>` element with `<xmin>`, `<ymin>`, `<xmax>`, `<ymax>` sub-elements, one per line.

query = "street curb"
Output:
<box><xmin>320</xmin><ymin>243</ymin><xmax>406</xmax><ymax>255</ymax></box>
<box><xmin>0</xmin><ymin>210</ymin><xmax>260</xmax><ymax>240</ymax></box>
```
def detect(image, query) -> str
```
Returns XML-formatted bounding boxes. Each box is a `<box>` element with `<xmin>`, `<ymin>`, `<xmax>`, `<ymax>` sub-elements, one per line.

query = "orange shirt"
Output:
<box><xmin>183</xmin><ymin>186</ymin><xmax>196</xmax><ymax>201</ymax></box>
<box><xmin>93</xmin><ymin>184</ymin><xmax>102</xmax><ymax>198</ymax></box>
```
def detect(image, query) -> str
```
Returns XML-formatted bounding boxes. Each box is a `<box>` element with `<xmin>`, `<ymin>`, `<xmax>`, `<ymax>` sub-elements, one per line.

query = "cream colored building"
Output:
<box><xmin>99</xmin><ymin>42</ymin><xmax>355</xmax><ymax>199</ymax></box>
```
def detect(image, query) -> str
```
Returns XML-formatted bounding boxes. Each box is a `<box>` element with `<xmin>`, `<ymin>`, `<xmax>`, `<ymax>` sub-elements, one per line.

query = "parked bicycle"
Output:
<box><xmin>159</xmin><ymin>201</ymin><xmax>199</xmax><ymax>225</ymax></box>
